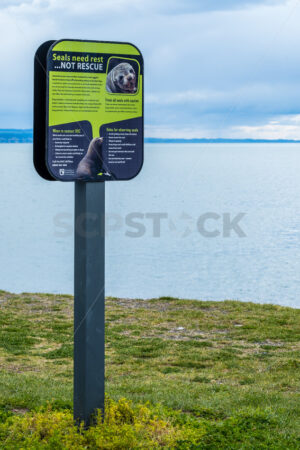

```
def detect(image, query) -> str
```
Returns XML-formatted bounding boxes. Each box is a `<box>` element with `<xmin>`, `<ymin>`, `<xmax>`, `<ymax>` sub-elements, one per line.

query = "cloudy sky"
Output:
<box><xmin>1</xmin><ymin>0</ymin><xmax>300</xmax><ymax>139</ymax></box>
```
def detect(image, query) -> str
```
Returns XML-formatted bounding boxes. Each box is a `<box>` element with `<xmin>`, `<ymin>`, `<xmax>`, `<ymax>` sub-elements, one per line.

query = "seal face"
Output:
<box><xmin>76</xmin><ymin>137</ymin><xmax>104</xmax><ymax>179</ymax></box>
<box><xmin>106</xmin><ymin>62</ymin><xmax>137</xmax><ymax>94</ymax></box>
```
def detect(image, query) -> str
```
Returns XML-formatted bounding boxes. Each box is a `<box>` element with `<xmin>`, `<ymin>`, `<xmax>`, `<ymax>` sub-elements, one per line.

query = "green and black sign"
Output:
<box><xmin>33</xmin><ymin>39</ymin><xmax>144</xmax><ymax>427</ymax></box>
<box><xmin>34</xmin><ymin>39</ymin><xmax>144</xmax><ymax>181</ymax></box>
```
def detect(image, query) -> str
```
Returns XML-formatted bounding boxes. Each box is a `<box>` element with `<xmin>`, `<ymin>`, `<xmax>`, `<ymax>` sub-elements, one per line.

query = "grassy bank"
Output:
<box><xmin>0</xmin><ymin>291</ymin><xmax>299</xmax><ymax>448</ymax></box>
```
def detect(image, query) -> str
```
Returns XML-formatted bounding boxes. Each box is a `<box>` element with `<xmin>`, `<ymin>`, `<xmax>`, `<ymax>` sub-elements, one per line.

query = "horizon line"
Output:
<box><xmin>0</xmin><ymin>129</ymin><xmax>300</xmax><ymax>143</ymax></box>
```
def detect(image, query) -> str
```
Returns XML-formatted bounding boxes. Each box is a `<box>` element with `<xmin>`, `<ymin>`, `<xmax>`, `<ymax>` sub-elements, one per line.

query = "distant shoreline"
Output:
<box><xmin>1</xmin><ymin>129</ymin><xmax>300</xmax><ymax>144</ymax></box>
<box><xmin>0</xmin><ymin>129</ymin><xmax>33</xmax><ymax>143</ymax></box>
<box><xmin>145</xmin><ymin>138</ymin><xmax>300</xmax><ymax>144</ymax></box>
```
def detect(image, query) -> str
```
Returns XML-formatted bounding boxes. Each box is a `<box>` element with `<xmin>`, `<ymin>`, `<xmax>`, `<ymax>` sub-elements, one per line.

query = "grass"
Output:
<box><xmin>0</xmin><ymin>290</ymin><xmax>299</xmax><ymax>448</ymax></box>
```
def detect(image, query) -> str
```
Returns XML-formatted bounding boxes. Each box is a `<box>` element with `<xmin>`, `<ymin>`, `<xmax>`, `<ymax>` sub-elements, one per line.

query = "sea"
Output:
<box><xmin>0</xmin><ymin>143</ymin><xmax>299</xmax><ymax>308</ymax></box>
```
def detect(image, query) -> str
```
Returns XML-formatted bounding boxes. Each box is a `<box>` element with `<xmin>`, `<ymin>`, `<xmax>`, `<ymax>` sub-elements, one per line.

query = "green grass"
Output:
<box><xmin>0</xmin><ymin>291</ymin><xmax>299</xmax><ymax>448</ymax></box>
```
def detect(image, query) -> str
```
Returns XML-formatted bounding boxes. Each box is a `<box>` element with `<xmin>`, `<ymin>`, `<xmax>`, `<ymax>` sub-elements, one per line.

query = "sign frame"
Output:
<box><xmin>34</xmin><ymin>39</ymin><xmax>144</xmax><ymax>182</ymax></box>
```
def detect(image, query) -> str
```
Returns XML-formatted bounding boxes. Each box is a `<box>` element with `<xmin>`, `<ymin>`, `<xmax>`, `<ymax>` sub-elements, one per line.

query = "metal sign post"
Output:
<box><xmin>74</xmin><ymin>181</ymin><xmax>105</xmax><ymax>426</ymax></box>
<box><xmin>34</xmin><ymin>39</ymin><xmax>143</xmax><ymax>428</ymax></box>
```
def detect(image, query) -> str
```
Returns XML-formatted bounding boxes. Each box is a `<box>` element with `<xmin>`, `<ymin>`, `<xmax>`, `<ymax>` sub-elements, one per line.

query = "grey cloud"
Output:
<box><xmin>0</xmin><ymin>0</ymin><xmax>32</xmax><ymax>7</ymax></box>
<box><xmin>0</xmin><ymin>0</ymin><xmax>298</xmax><ymax>137</ymax></box>
<box><xmin>155</xmin><ymin>0</ymin><xmax>285</xmax><ymax>14</ymax></box>
<box><xmin>0</xmin><ymin>0</ymin><xmax>285</xmax><ymax>14</ymax></box>
<box><xmin>145</xmin><ymin>81</ymin><xmax>300</xmax><ymax>133</ymax></box>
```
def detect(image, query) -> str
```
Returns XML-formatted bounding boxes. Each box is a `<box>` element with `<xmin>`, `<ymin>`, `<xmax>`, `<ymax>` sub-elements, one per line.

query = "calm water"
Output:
<box><xmin>0</xmin><ymin>143</ymin><xmax>299</xmax><ymax>308</ymax></box>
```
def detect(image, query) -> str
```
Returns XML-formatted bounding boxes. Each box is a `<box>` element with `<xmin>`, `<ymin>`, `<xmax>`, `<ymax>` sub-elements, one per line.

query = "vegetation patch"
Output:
<box><xmin>1</xmin><ymin>398</ymin><xmax>299</xmax><ymax>449</ymax></box>
<box><xmin>0</xmin><ymin>291</ymin><xmax>299</xmax><ymax>447</ymax></box>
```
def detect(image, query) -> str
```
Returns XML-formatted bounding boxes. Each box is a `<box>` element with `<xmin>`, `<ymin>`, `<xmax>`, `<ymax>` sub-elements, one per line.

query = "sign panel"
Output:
<box><xmin>45</xmin><ymin>40</ymin><xmax>143</xmax><ymax>181</ymax></box>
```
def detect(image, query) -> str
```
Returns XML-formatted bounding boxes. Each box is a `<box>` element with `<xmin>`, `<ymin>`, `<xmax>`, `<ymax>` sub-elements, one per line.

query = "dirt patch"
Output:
<box><xmin>11</xmin><ymin>408</ymin><xmax>29</xmax><ymax>415</ymax></box>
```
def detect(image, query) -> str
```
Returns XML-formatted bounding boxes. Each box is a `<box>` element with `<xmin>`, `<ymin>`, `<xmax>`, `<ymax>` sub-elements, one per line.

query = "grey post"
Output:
<box><xmin>74</xmin><ymin>181</ymin><xmax>105</xmax><ymax>427</ymax></box>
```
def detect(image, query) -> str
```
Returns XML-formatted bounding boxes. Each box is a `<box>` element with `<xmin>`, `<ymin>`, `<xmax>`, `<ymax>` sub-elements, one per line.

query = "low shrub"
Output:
<box><xmin>0</xmin><ymin>399</ymin><xmax>299</xmax><ymax>448</ymax></box>
<box><xmin>0</xmin><ymin>397</ymin><xmax>203</xmax><ymax>449</ymax></box>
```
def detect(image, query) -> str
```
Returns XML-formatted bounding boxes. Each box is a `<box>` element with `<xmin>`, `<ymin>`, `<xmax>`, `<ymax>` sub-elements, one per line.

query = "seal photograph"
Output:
<box><xmin>76</xmin><ymin>137</ymin><xmax>104</xmax><ymax>179</ymax></box>
<box><xmin>106</xmin><ymin>58</ymin><xmax>138</xmax><ymax>94</ymax></box>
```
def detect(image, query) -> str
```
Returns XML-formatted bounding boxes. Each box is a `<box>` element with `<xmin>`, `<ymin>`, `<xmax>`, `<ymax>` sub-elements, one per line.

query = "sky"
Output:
<box><xmin>1</xmin><ymin>0</ymin><xmax>300</xmax><ymax>139</ymax></box>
